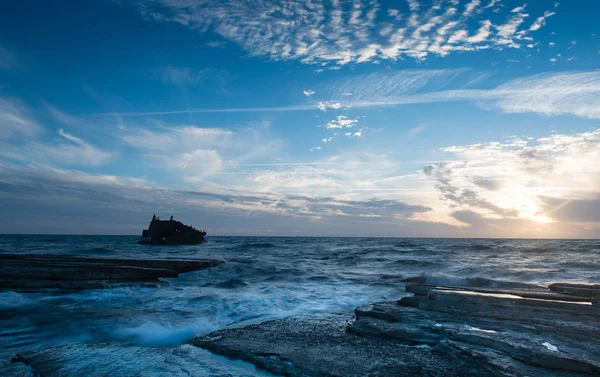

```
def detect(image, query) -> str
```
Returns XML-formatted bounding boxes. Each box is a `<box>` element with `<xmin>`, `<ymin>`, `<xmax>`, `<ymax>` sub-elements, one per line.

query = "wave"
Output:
<box><xmin>0</xmin><ymin>292</ymin><xmax>34</xmax><ymax>310</ymax></box>
<box><xmin>417</xmin><ymin>273</ymin><xmax>541</xmax><ymax>289</ymax></box>
<box><xmin>393</xmin><ymin>241</ymin><xmax>425</xmax><ymax>248</ymax></box>
<box><xmin>243</xmin><ymin>242</ymin><xmax>278</xmax><ymax>248</ymax></box>
<box><xmin>523</xmin><ymin>246</ymin><xmax>556</xmax><ymax>253</ymax></box>
<box><xmin>86</xmin><ymin>247</ymin><xmax>117</xmax><ymax>254</ymax></box>
<box><xmin>451</xmin><ymin>244</ymin><xmax>494</xmax><ymax>252</ymax></box>
<box><xmin>214</xmin><ymin>278</ymin><xmax>247</xmax><ymax>289</ymax></box>
<box><xmin>561</xmin><ymin>261</ymin><xmax>600</xmax><ymax>269</ymax></box>
<box><xmin>229</xmin><ymin>242</ymin><xmax>280</xmax><ymax>253</ymax></box>
<box><xmin>390</xmin><ymin>259</ymin><xmax>441</xmax><ymax>268</ymax></box>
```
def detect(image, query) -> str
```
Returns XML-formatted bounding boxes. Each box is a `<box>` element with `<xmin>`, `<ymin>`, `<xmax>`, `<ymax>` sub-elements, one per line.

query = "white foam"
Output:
<box><xmin>466</xmin><ymin>325</ymin><xmax>497</xmax><ymax>334</ymax></box>
<box><xmin>114</xmin><ymin>320</ymin><xmax>218</xmax><ymax>347</ymax></box>
<box><xmin>542</xmin><ymin>342</ymin><xmax>559</xmax><ymax>352</ymax></box>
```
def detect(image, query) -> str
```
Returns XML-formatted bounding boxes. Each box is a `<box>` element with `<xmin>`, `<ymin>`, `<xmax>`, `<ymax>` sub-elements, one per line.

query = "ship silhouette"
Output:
<box><xmin>139</xmin><ymin>214</ymin><xmax>206</xmax><ymax>245</ymax></box>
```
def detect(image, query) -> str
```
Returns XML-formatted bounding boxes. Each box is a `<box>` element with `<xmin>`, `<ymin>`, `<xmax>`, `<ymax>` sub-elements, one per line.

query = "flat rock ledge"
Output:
<box><xmin>4</xmin><ymin>344</ymin><xmax>275</xmax><ymax>377</ymax></box>
<box><xmin>0</xmin><ymin>254</ymin><xmax>223</xmax><ymax>292</ymax></box>
<box><xmin>194</xmin><ymin>283</ymin><xmax>600</xmax><ymax>377</ymax></box>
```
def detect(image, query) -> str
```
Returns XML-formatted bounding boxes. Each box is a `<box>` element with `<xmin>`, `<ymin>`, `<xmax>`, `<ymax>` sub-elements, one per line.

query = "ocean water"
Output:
<box><xmin>1</xmin><ymin>236</ymin><xmax>600</xmax><ymax>373</ymax></box>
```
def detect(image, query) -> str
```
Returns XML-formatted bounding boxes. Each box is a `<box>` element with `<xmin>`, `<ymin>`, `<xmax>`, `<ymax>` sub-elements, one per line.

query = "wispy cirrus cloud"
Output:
<box><xmin>0</xmin><ymin>98</ymin><xmax>113</xmax><ymax>167</ymax></box>
<box><xmin>0</xmin><ymin>128</ymin><xmax>113</xmax><ymax>167</ymax></box>
<box><xmin>134</xmin><ymin>0</ymin><xmax>554</xmax><ymax>65</ymax></box>
<box><xmin>489</xmin><ymin>72</ymin><xmax>600</xmax><ymax>119</ymax></box>
<box><xmin>105</xmin><ymin>71</ymin><xmax>600</xmax><ymax>120</ymax></box>
<box><xmin>0</xmin><ymin>97</ymin><xmax>42</xmax><ymax>139</ymax></box>
<box><xmin>325</xmin><ymin>71</ymin><xmax>600</xmax><ymax>120</ymax></box>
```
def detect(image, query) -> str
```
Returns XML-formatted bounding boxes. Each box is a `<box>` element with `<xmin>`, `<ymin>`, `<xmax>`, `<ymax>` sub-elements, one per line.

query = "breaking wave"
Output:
<box><xmin>113</xmin><ymin>320</ymin><xmax>218</xmax><ymax>347</ymax></box>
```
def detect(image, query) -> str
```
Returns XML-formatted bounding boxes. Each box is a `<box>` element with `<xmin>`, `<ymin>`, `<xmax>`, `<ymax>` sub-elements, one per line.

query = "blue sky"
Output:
<box><xmin>1</xmin><ymin>0</ymin><xmax>599</xmax><ymax>237</ymax></box>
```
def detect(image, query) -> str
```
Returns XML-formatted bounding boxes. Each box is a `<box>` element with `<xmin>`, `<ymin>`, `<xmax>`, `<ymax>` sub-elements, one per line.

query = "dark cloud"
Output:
<box><xmin>473</xmin><ymin>179</ymin><xmax>503</xmax><ymax>191</ymax></box>
<box><xmin>451</xmin><ymin>210</ymin><xmax>484</xmax><ymax>227</ymax></box>
<box><xmin>540</xmin><ymin>196</ymin><xmax>600</xmax><ymax>223</ymax></box>
<box><xmin>282</xmin><ymin>195</ymin><xmax>430</xmax><ymax>218</ymax></box>
<box><xmin>0</xmin><ymin>166</ymin><xmax>436</xmax><ymax>236</ymax></box>
<box><xmin>424</xmin><ymin>164</ymin><xmax>517</xmax><ymax>217</ymax></box>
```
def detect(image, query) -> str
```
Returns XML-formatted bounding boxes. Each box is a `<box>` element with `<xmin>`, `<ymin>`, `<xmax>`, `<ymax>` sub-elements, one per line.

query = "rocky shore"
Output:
<box><xmin>6</xmin><ymin>282</ymin><xmax>600</xmax><ymax>376</ymax></box>
<box><xmin>0</xmin><ymin>254</ymin><xmax>224</xmax><ymax>292</ymax></box>
<box><xmin>193</xmin><ymin>282</ymin><xmax>600</xmax><ymax>377</ymax></box>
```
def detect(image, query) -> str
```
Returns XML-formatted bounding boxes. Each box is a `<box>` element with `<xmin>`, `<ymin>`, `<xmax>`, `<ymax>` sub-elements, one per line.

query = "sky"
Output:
<box><xmin>0</xmin><ymin>0</ymin><xmax>599</xmax><ymax>237</ymax></box>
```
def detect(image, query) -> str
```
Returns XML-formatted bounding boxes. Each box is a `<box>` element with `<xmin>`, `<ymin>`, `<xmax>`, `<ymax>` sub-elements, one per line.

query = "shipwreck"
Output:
<box><xmin>139</xmin><ymin>214</ymin><xmax>206</xmax><ymax>245</ymax></box>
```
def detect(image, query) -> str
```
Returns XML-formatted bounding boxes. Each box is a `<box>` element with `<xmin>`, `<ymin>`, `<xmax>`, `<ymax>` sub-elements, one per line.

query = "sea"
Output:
<box><xmin>1</xmin><ymin>235</ymin><xmax>600</xmax><ymax>375</ymax></box>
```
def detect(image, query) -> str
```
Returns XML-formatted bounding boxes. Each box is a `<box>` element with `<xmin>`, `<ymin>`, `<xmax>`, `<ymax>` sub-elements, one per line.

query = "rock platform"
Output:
<box><xmin>194</xmin><ymin>283</ymin><xmax>600</xmax><ymax>377</ymax></box>
<box><xmin>0</xmin><ymin>254</ymin><xmax>224</xmax><ymax>292</ymax></box>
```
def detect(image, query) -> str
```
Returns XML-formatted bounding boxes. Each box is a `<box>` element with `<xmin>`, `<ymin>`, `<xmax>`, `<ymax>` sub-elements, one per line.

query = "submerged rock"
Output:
<box><xmin>194</xmin><ymin>283</ymin><xmax>600</xmax><ymax>377</ymax></box>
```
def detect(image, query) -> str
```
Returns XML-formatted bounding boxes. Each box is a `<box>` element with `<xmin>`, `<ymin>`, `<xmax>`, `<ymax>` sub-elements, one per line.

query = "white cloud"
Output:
<box><xmin>0</xmin><ymin>100</ymin><xmax>112</xmax><ymax>167</ymax></box>
<box><xmin>46</xmin><ymin>129</ymin><xmax>113</xmax><ymax>166</ymax></box>
<box><xmin>407</xmin><ymin>0</ymin><xmax>419</xmax><ymax>12</ymax></box>
<box><xmin>468</xmin><ymin>20</ymin><xmax>492</xmax><ymax>43</ymax></box>
<box><xmin>326</xmin><ymin>116</ymin><xmax>358</xmax><ymax>129</ymax></box>
<box><xmin>118</xmin><ymin>124</ymin><xmax>280</xmax><ymax>181</ymax></box>
<box><xmin>135</xmin><ymin>0</ymin><xmax>555</xmax><ymax>65</ymax></box>
<box><xmin>173</xmin><ymin>149</ymin><xmax>223</xmax><ymax>181</ymax></box>
<box><xmin>344</xmin><ymin>130</ymin><xmax>362</xmax><ymax>138</ymax></box>
<box><xmin>484</xmin><ymin>0</ymin><xmax>501</xmax><ymax>9</ymax></box>
<box><xmin>425</xmin><ymin>128</ymin><xmax>600</xmax><ymax>228</ymax></box>
<box><xmin>408</xmin><ymin>125</ymin><xmax>426</xmax><ymax>137</ymax></box>
<box><xmin>495</xmin><ymin>10</ymin><xmax>529</xmax><ymax>48</ymax></box>
<box><xmin>317</xmin><ymin>101</ymin><xmax>343</xmax><ymax>111</ymax></box>
<box><xmin>119</xmin><ymin>126</ymin><xmax>234</xmax><ymax>152</ymax></box>
<box><xmin>0</xmin><ymin>128</ymin><xmax>113</xmax><ymax>167</ymax></box>
<box><xmin>0</xmin><ymin>97</ymin><xmax>41</xmax><ymax>139</ymax></box>
<box><xmin>529</xmin><ymin>11</ymin><xmax>555</xmax><ymax>31</ymax></box>
<box><xmin>463</xmin><ymin>0</ymin><xmax>481</xmax><ymax>17</ymax></box>
<box><xmin>303</xmin><ymin>89</ymin><xmax>315</xmax><ymax>97</ymax></box>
